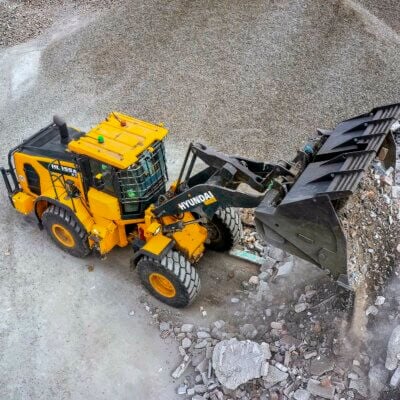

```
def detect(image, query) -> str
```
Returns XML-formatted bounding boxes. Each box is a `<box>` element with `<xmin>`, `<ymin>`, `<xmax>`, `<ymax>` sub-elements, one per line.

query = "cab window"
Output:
<box><xmin>89</xmin><ymin>160</ymin><xmax>115</xmax><ymax>195</ymax></box>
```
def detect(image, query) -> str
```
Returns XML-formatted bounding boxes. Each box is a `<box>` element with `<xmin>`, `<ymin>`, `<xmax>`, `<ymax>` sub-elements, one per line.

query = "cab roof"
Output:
<box><xmin>68</xmin><ymin>112</ymin><xmax>168</xmax><ymax>169</ymax></box>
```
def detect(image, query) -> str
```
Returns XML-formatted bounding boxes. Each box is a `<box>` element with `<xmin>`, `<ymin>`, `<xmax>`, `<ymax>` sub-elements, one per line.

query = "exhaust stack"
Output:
<box><xmin>53</xmin><ymin>115</ymin><xmax>69</xmax><ymax>145</ymax></box>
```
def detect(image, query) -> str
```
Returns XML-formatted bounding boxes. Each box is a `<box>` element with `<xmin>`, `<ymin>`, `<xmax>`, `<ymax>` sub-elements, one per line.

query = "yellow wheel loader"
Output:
<box><xmin>1</xmin><ymin>105</ymin><xmax>398</xmax><ymax>307</ymax></box>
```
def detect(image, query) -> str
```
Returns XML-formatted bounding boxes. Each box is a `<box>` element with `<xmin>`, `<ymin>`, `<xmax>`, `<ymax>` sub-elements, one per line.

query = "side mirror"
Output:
<box><xmin>93</xmin><ymin>173</ymin><xmax>105</xmax><ymax>190</ymax></box>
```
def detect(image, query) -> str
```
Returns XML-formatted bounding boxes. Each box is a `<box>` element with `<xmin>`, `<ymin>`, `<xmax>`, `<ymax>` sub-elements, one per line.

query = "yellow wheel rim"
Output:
<box><xmin>149</xmin><ymin>273</ymin><xmax>176</xmax><ymax>298</ymax></box>
<box><xmin>51</xmin><ymin>224</ymin><xmax>75</xmax><ymax>248</ymax></box>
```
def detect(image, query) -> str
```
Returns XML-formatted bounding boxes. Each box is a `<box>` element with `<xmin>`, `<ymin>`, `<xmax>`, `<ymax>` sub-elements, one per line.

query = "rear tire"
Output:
<box><xmin>42</xmin><ymin>205</ymin><xmax>91</xmax><ymax>258</ymax></box>
<box><xmin>137</xmin><ymin>250</ymin><xmax>200</xmax><ymax>308</ymax></box>
<box><xmin>205</xmin><ymin>207</ymin><xmax>242</xmax><ymax>251</ymax></box>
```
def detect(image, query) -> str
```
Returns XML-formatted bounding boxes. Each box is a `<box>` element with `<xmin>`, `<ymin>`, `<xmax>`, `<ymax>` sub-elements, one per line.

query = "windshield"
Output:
<box><xmin>117</xmin><ymin>141</ymin><xmax>167</xmax><ymax>213</ymax></box>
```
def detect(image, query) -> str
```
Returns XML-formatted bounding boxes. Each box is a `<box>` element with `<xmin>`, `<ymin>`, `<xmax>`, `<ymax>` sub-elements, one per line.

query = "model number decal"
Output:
<box><xmin>39</xmin><ymin>161</ymin><xmax>78</xmax><ymax>177</ymax></box>
<box><xmin>49</xmin><ymin>163</ymin><xmax>78</xmax><ymax>177</ymax></box>
<box><xmin>177</xmin><ymin>191</ymin><xmax>217</xmax><ymax>211</ymax></box>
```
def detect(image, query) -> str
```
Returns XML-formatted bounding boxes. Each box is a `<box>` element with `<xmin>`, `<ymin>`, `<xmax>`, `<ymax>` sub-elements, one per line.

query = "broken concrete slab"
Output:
<box><xmin>212</xmin><ymin>338</ymin><xmax>266</xmax><ymax>390</ymax></box>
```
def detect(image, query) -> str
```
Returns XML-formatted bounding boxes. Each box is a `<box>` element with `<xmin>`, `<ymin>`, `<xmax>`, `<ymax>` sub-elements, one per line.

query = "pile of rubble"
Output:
<box><xmin>339</xmin><ymin>160</ymin><xmax>399</xmax><ymax>292</ymax></box>
<box><xmin>165</xmin><ymin>288</ymin><xmax>400</xmax><ymax>399</ymax></box>
<box><xmin>158</xmin><ymin>143</ymin><xmax>400</xmax><ymax>399</ymax></box>
<box><xmin>163</xmin><ymin>267</ymin><xmax>400</xmax><ymax>399</ymax></box>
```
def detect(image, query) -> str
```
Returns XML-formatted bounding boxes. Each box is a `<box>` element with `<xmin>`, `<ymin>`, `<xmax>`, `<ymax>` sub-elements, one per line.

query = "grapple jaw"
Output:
<box><xmin>254</xmin><ymin>103</ymin><xmax>400</xmax><ymax>281</ymax></box>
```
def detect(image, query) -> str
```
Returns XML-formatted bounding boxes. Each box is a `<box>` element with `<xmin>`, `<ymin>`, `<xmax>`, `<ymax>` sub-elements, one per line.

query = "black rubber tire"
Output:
<box><xmin>42</xmin><ymin>205</ymin><xmax>91</xmax><ymax>258</ymax></box>
<box><xmin>137</xmin><ymin>250</ymin><xmax>200</xmax><ymax>308</ymax></box>
<box><xmin>205</xmin><ymin>207</ymin><xmax>242</xmax><ymax>251</ymax></box>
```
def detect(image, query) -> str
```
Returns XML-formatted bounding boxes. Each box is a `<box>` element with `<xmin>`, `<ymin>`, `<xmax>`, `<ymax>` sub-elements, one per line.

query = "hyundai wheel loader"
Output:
<box><xmin>1</xmin><ymin>104</ymin><xmax>399</xmax><ymax>307</ymax></box>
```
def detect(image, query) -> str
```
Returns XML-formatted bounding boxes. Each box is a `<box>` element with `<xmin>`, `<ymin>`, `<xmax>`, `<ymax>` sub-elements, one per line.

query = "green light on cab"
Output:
<box><xmin>126</xmin><ymin>189</ymin><xmax>137</xmax><ymax>199</ymax></box>
<box><xmin>98</xmin><ymin>135</ymin><xmax>104</xmax><ymax>144</ymax></box>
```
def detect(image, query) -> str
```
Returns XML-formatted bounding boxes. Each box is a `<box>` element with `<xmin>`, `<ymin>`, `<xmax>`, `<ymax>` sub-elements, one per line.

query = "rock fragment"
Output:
<box><xmin>263</xmin><ymin>364</ymin><xmax>288</xmax><ymax>388</ymax></box>
<box><xmin>197</xmin><ymin>331</ymin><xmax>211</xmax><ymax>339</ymax></box>
<box><xmin>294</xmin><ymin>303</ymin><xmax>307</xmax><ymax>313</ymax></box>
<box><xmin>368</xmin><ymin>364</ymin><xmax>388</xmax><ymax>398</ymax></box>
<box><xmin>293</xmin><ymin>388</ymin><xmax>311</xmax><ymax>400</ymax></box>
<box><xmin>209</xmin><ymin>389</ymin><xmax>223</xmax><ymax>400</ymax></box>
<box><xmin>177</xmin><ymin>384</ymin><xmax>187</xmax><ymax>395</ymax></box>
<box><xmin>172</xmin><ymin>356</ymin><xmax>191</xmax><ymax>379</ymax></box>
<box><xmin>181</xmin><ymin>324</ymin><xmax>194</xmax><ymax>333</ymax></box>
<box><xmin>304</xmin><ymin>351</ymin><xmax>318</xmax><ymax>360</ymax></box>
<box><xmin>195</xmin><ymin>340</ymin><xmax>209</xmax><ymax>349</ymax></box>
<box><xmin>385</xmin><ymin>325</ymin><xmax>400</xmax><ymax>370</ymax></box>
<box><xmin>268</xmin><ymin>247</ymin><xmax>286</xmax><ymax>261</ymax></box>
<box><xmin>276</xmin><ymin>261</ymin><xmax>293</xmax><ymax>277</ymax></box>
<box><xmin>310</xmin><ymin>356</ymin><xmax>334</xmax><ymax>376</ymax></box>
<box><xmin>248</xmin><ymin>275</ymin><xmax>259</xmax><ymax>286</ymax></box>
<box><xmin>182</xmin><ymin>337</ymin><xmax>192</xmax><ymax>349</ymax></box>
<box><xmin>375</xmin><ymin>296</ymin><xmax>385</xmax><ymax>306</ymax></box>
<box><xmin>306</xmin><ymin>379</ymin><xmax>335</xmax><ymax>399</ymax></box>
<box><xmin>366</xmin><ymin>305</ymin><xmax>379</xmax><ymax>316</ymax></box>
<box><xmin>390</xmin><ymin>366</ymin><xmax>400</xmax><ymax>388</ymax></box>
<box><xmin>261</xmin><ymin>342</ymin><xmax>271</xmax><ymax>360</ymax></box>
<box><xmin>159</xmin><ymin>321</ymin><xmax>171</xmax><ymax>331</ymax></box>
<box><xmin>349</xmin><ymin>378</ymin><xmax>368</xmax><ymax>397</ymax></box>
<box><xmin>213</xmin><ymin>320</ymin><xmax>225</xmax><ymax>330</ymax></box>
<box><xmin>239</xmin><ymin>324</ymin><xmax>258</xmax><ymax>339</ymax></box>
<box><xmin>270</xmin><ymin>321</ymin><xmax>283</xmax><ymax>330</ymax></box>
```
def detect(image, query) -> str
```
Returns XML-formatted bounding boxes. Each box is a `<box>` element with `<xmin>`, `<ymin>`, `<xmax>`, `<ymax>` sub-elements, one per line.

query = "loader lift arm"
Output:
<box><xmin>153</xmin><ymin>142</ymin><xmax>302</xmax><ymax>219</ymax></box>
<box><xmin>154</xmin><ymin>103</ymin><xmax>400</xmax><ymax>286</ymax></box>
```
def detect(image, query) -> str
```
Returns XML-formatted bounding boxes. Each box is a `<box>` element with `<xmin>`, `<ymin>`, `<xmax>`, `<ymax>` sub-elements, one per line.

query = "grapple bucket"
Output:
<box><xmin>254</xmin><ymin>104</ymin><xmax>399</xmax><ymax>282</ymax></box>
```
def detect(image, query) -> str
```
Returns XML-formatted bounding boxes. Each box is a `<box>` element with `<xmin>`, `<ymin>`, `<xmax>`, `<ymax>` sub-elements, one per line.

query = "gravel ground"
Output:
<box><xmin>1</xmin><ymin>0</ymin><xmax>400</xmax><ymax>399</ymax></box>
<box><xmin>2</xmin><ymin>0</ymin><xmax>400</xmax><ymax>162</ymax></box>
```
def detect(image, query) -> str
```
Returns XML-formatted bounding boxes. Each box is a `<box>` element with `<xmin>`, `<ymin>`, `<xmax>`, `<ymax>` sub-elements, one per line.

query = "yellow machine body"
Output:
<box><xmin>8</xmin><ymin>112</ymin><xmax>208</xmax><ymax>262</ymax></box>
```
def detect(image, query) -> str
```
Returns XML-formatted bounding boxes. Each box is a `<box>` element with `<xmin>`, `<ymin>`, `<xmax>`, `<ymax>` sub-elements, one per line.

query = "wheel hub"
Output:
<box><xmin>51</xmin><ymin>224</ymin><xmax>75</xmax><ymax>248</ymax></box>
<box><xmin>149</xmin><ymin>273</ymin><xmax>176</xmax><ymax>298</ymax></box>
<box><xmin>205</xmin><ymin>221</ymin><xmax>221</xmax><ymax>242</ymax></box>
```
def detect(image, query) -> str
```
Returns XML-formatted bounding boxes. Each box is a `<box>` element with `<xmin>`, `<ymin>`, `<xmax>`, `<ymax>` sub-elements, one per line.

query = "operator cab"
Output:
<box><xmin>69</xmin><ymin>112</ymin><xmax>169</xmax><ymax>219</ymax></box>
<box><xmin>87</xmin><ymin>142</ymin><xmax>167</xmax><ymax>217</ymax></box>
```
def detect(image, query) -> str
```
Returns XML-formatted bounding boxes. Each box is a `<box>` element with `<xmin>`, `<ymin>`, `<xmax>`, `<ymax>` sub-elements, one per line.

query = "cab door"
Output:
<box><xmin>85</xmin><ymin>159</ymin><xmax>122</xmax><ymax>221</ymax></box>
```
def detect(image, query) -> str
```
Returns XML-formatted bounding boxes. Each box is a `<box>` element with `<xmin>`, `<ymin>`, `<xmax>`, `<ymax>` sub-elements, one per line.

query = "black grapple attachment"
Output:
<box><xmin>255</xmin><ymin>104</ymin><xmax>399</xmax><ymax>283</ymax></box>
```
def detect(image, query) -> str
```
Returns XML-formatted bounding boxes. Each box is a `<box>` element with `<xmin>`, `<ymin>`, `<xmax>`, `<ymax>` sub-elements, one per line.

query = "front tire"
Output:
<box><xmin>137</xmin><ymin>250</ymin><xmax>200</xmax><ymax>308</ymax></box>
<box><xmin>205</xmin><ymin>207</ymin><xmax>242</xmax><ymax>251</ymax></box>
<box><xmin>42</xmin><ymin>205</ymin><xmax>91</xmax><ymax>258</ymax></box>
